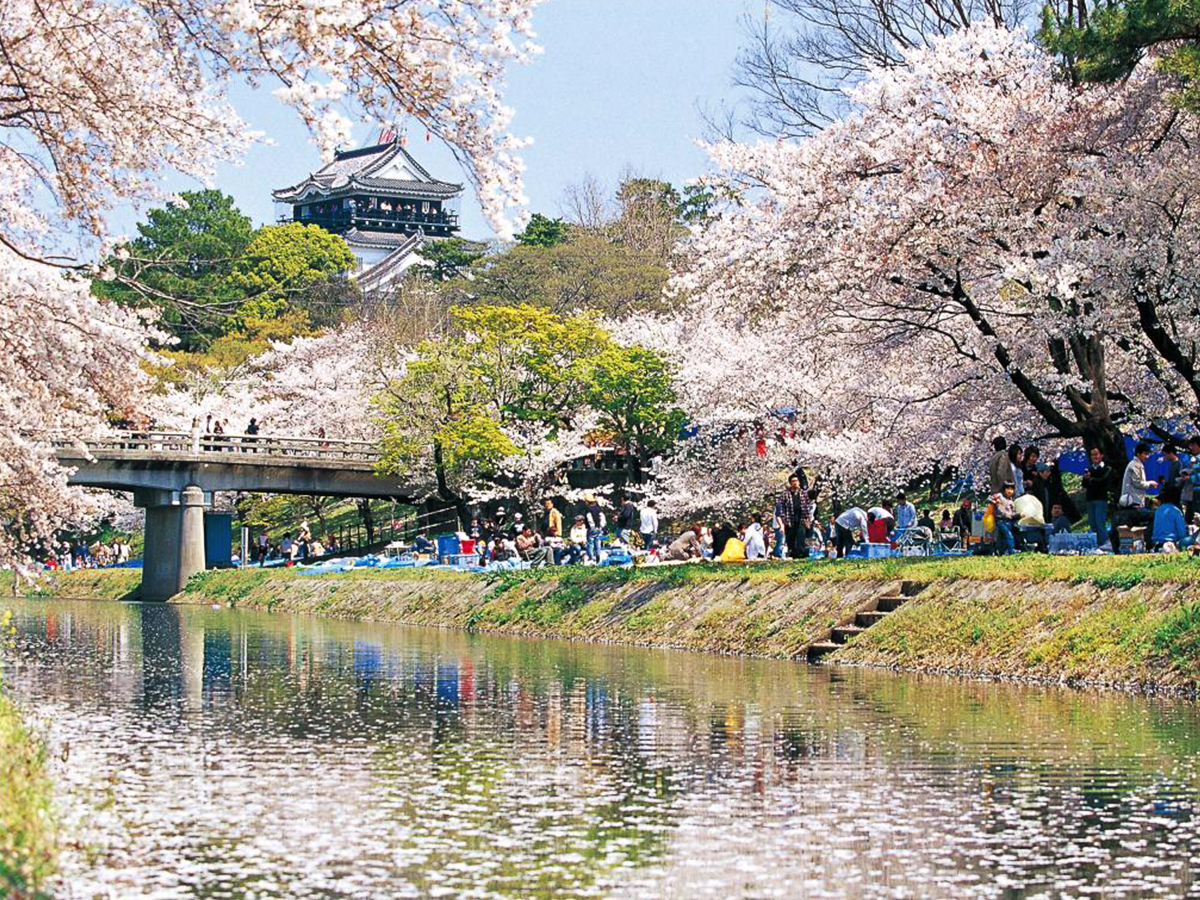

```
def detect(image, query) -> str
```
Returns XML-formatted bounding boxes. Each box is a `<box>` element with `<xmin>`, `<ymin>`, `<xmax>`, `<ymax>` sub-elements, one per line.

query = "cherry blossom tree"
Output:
<box><xmin>654</xmin><ymin>24</ymin><xmax>1200</xmax><ymax>513</ymax></box>
<box><xmin>2</xmin><ymin>0</ymin><xmax>542</xmax><ymax>568</ymax></box>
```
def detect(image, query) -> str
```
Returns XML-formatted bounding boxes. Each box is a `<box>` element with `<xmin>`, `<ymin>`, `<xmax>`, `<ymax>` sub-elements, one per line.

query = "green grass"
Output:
<box><xmin>0</xmin><ymin>612</ymin><xmax>58</xmax><ymax>900</ymax></box>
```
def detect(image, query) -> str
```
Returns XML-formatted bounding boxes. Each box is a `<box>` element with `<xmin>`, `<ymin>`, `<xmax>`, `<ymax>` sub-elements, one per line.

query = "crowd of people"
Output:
<box><xmin>254</xmin><ymin>522</ymin><xmax>342</xmax><ymax>564</ymax></box>
<box><xmin>986</xmin><ymin>436</ymin><xmax>1200</xmax><ymax>554</ymax></box>
<box><xmin>451</xmin><ymin>436</ymin><xmax>1200</xmax><ymax>568</ymax></box>
<box><xmin>44</xmin><ymin>539</ymin><xmax>132</xmax><ymax>571</ymax></box>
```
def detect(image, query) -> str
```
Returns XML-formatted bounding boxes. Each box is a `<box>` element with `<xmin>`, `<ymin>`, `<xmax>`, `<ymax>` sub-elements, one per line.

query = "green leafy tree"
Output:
<box><xmin>411</xmin><ymin>238</ymin><xmax>486</xmax><ymax>282</ymax></box>
<box><xmin>228</xmin><ymin>222</ymin><xmax>356</xmax><ymax>328</ymax></box>
<box><xmin>1040</xmin><ymin>0</ymin><xmax>1200</xmax><ymax>113</ymax></box>
<box><xmin>516</xmin><ymin>213</ymin><xmax>570</xmax><ymax>247</ymax></box>
<box><xmin>469</xmin><ymin>232</ymin><xmax>670</xmax><ymax>316</ymax></box>
<box><xmin>376</xmin><ymin>304</ymin><xmax>683</xmax><ymax>517</ymax></box>
<box><xmin>92</xmin><ymin>189</ymin><xmax>254</xmax><ymax>350</ymax></box>
<box><xmin>589</xmin><ymin>346</ymin><xmax>687</xmax><ymax>462</ymax></box>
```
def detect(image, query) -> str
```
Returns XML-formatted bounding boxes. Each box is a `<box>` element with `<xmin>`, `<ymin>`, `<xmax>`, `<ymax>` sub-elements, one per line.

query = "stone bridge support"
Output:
<box><xmin>136</xmin><ymin>486</ymin><xmax>209</xmax><ymax>601</ymax></box>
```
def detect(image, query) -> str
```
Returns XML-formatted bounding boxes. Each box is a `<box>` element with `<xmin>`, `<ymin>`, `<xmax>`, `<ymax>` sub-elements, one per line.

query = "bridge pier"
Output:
<box><xmin>136</xmin><ymin>486</ymin><xmax>209</xmax><ymax>601</ymax></box>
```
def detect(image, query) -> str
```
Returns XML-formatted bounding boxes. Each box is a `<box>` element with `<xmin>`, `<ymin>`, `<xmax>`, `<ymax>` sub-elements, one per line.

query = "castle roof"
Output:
<box><xmin>273</xmin><ymin>139</ymin><xmax>462</xmax><ymax>203</ymax></box>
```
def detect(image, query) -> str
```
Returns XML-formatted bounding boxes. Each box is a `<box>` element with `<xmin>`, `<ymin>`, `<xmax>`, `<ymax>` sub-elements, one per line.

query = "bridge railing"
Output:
<box><xmin>50</xmin><ymin>431</ymin><xmax>383</xmax><ymax>463</ymax></box>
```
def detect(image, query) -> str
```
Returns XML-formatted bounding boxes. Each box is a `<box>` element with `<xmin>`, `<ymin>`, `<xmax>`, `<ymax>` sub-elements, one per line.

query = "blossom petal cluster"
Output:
<box><xmin>649</xmin><ymin>24</ymin><xmax>1200</xmax><ymax>513</ymax></box>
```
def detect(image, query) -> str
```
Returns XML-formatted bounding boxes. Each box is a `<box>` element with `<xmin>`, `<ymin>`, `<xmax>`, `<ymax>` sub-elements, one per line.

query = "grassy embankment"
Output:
<box><xmin>14</xmin><ymin>554</ymin><xmax>1200</xmax><ymax>690</ymax></box>
<box><xmin>0</xmin><ymin>610</ymin><xmax>58</xmax><ymax>900</ymax></box>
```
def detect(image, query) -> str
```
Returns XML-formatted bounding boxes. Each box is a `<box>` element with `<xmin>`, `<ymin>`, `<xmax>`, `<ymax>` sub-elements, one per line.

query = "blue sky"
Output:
<box><xmin>118</xmin><ymin>0</ymin><xmax>754</xmax><ymax>241</ymax></box>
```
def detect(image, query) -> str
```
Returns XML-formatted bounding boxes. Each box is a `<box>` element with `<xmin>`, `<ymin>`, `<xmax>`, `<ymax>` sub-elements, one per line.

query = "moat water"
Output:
<box><xmin>4</xmin><ymin>597</ymin><xmax>1200</xmax><ymax>899</ymax></box>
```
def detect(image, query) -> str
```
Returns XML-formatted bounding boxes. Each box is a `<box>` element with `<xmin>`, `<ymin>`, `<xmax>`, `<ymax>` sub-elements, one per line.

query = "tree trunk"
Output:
<box><xmin>357</xmin><ymin>498</ymin><xmax>375</xmax><ymax>544</ymax></box>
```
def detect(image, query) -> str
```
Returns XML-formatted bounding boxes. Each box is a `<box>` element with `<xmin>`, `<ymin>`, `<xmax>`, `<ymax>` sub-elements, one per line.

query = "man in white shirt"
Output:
<box><xmin>834</xmin><ymin>507</ymin><xmax>875</xmax><ymax>559</ymax></box>
<box><xmin>638</xmin><ymin>500</ymin><xmax>660</xmax><ymax>549</ymax></box>
<box><xmin>1115</xmin><ymin>441</ymin><xmax>1158</xmax><ymax>551</ymax></box>
<box><xmin>894</xmin><ymin>492</ymin><xmax>917</xmax><ymax>531</ymax></box>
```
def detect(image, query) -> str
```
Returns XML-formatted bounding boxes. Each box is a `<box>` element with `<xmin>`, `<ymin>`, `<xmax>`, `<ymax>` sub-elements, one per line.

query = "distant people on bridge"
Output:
<box><xmin>245</xmin><ymin>417</ymin><xmax>260</xmax><ymax>452</ymax></box>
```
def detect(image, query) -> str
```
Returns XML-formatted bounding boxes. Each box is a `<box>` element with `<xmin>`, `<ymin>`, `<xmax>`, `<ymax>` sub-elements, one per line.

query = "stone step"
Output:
<box><xmin>876</xmin><ymin>595</ymin><xmax>908</xmax><ymax>612</ymax></box>
<box><xmin>831</xmin><ymin>624</ymin><xmax>865</xmax><ymax>644</ymax></box>
<box><xmin>806</xmin><ymin>641</ymin><xmax>840</xmax><ymax>662</ymax></box>
<box><xmin>856</xmin><ymin>610</ymin><xmax>890</xmax><ymax>628</ymax></box>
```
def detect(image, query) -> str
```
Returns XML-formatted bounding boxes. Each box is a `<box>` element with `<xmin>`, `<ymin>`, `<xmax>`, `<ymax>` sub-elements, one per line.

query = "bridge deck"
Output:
<box><xmin>48</xmin><ymin>432</ymin><xmax>404</xmax><ymax>498</ymax></box>
<box><xmin>51</xmin><ymin>432</ymin><xmax>381</xmax><ymax>470</ymax></box>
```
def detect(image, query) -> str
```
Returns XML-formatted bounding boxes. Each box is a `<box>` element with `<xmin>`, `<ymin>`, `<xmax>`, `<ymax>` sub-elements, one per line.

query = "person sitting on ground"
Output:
<box><xmin>563</xmin><ymin>515</ymin><xmax>588</xmax><ymax>565</ymax></box>
<box><xmin>309</xmin><ymin>537</ymin><xmax>325</xmax><ymax>557</ymax></box>
<box><xmin>989</xmin><ymin>482</ymin><xmax>1019</xmax><ymax>556</ymax></box>
<box><xmin>743</xmin><ymin>514</ymin><xmax>767</xmax><ymax>560</ymax></box>
<box><xmin>325</xmin><ymin>534</ymin><xmax>339</xmax><ymax>554</ymax></box>
<box><xmin>719</xmin><ymin>529</ymin><xmax>748</xmax><ymax>562</ymax></box>
<box><xmin>516</xmin><ymin>526</ymin><xmax>552</xmax><ymax>566</ymax></box>
<box><xmin>711</xmin><ymin>521</ymin><xmax>738</xmax><ymax>557</ymax></box>
<box><xmin>663</xmin><ymin>524</ymin><xmax>704</xmax><ymax>562</ymax></box>
<box><xmin>1185</xmin><ymin>436</ymin><xmax>1200</xmax><ymax>525</ymax></box>
<box><xmin>1152</xmin><ymin>484</ymin><xmax>1196</xmax><ymax>552</ymax></box>
<box><xmin>1049</xmin><ymin>503</ymin><xmax>1073</xmax><ymax>535</ymax></box>
<box><xmin>833</xmin><ymin>507</ymin><xmax>874</xmax><ymax>559</ymax></box>
<box><xmin>918</xmin><ymin>508</ymin><xmax>937</xmax><ymax>533</ymax></box>
<box><xmin>488</xmin><ymin>535</ymin><xmax>512</xmax><ymax>563</ymax></box>
<box><xmin>894</xmin><ymin>493</ymin><xmax>917</xmax><ymax>531</ymax></box>
<box><xmin>952</xmin><ymin>499</ymin><xmax>974</xmax><ymax>542</ymax></box>
<box><xmin>413</xmin><ymin>534</ymin><xmax>435</xmax><ymax>555</ymax></box>
<box><xmin>937</xmin><ymin>509</ymin><xmax>961</xmax><ymax>550</ymax></box>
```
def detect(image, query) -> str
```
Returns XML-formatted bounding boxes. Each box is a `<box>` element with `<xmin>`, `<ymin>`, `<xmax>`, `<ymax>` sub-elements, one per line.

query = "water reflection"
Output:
<box><xmin>4</xmin><ymin>598</ymin><xmax>1200</xmax><ymax>899</ymax></box>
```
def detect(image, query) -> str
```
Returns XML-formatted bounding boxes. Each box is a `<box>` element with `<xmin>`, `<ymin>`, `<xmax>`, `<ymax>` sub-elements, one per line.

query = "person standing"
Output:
<box><xmin>833</xmin><ymin>507</ymin><xmax>873</xmax><ymax>559</ymax></box>
<box><xmin>989</xmin><ymin>482</ymin><xmax>1019</xmax><ymax>556</ymax></box>
<box><xmin>988</xmin><ymin>436</ymin><xmax>1013</xmax><ymax>494</ymax></box>
<box><xmin>1115</xmin><ymin>442</ymin><xmax>1158</xmax><ymax>551</ymax></box>
<box><xmin>583</xmin><ymin>493</ymin><xmax>605</xmax><ymax>562</ymax></box>
<box><xmin>616</xmin><ymin>494</ymin><xmax>637</xmax><ymax>545</ymax></box>
<box><xmin>245</xmin><ymin>417</ymin><xmax>260</xmax><ymax>453</ymax></box>
<box><xmin>1008</xmin><ymin>445</ymin><xmax>1025</xmax><ymax>497</ymax></box>
<box><xmin>638</xmin><ymin>499</ymin><xmax>659</xmax><ymax>549</ymax></box>
<box><xmin>1022</xmin><ymin>446</ymin><xmax>1041</xmax><ymax>488</ymax></box>
<box><xmin>1027</xmin><ymin>464</ymin><xmax>1053</xmax><ymax>519</ymax></box>
<box><xmin>1082</xmin><ymin>446</ymin><xmax>1113</xmax><ymax>546</ymax></box>
<box><xmin>773</xmin><ymin>475</ymin><xmax>805</xmax><ymax>560</ymax></box>
<box><xmin>894</xmin><ymin>493</ymin><xmax>917</xmax><ymax>531</ymax></box>
<box><xmin>542</xmin><ymin>499</ymin><xmax>563</xmax><ymax>540</ymax></box>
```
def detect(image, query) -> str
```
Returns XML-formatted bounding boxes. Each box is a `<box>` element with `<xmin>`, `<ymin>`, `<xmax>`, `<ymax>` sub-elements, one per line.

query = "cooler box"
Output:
<box><xmin>435</xmin><ymin>534</ymin><xmax>460</xmax><ymax>560</ymax></box>
<box><xmin>460</xmin><ymin>539</ymin><xmax>476</xmax><ymax>554</ymax></box>
<box><xmin>853</xmin><ymin>542</ymin><xmax>891</xmax><ymax>559</ymax></box>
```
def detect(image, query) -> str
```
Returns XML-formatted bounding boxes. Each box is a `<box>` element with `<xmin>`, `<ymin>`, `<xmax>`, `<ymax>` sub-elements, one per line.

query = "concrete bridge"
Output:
<box><xmin>53</xmin><ymin>432</ymin><xmax>412</xmax><ymax>601</ymax></box>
